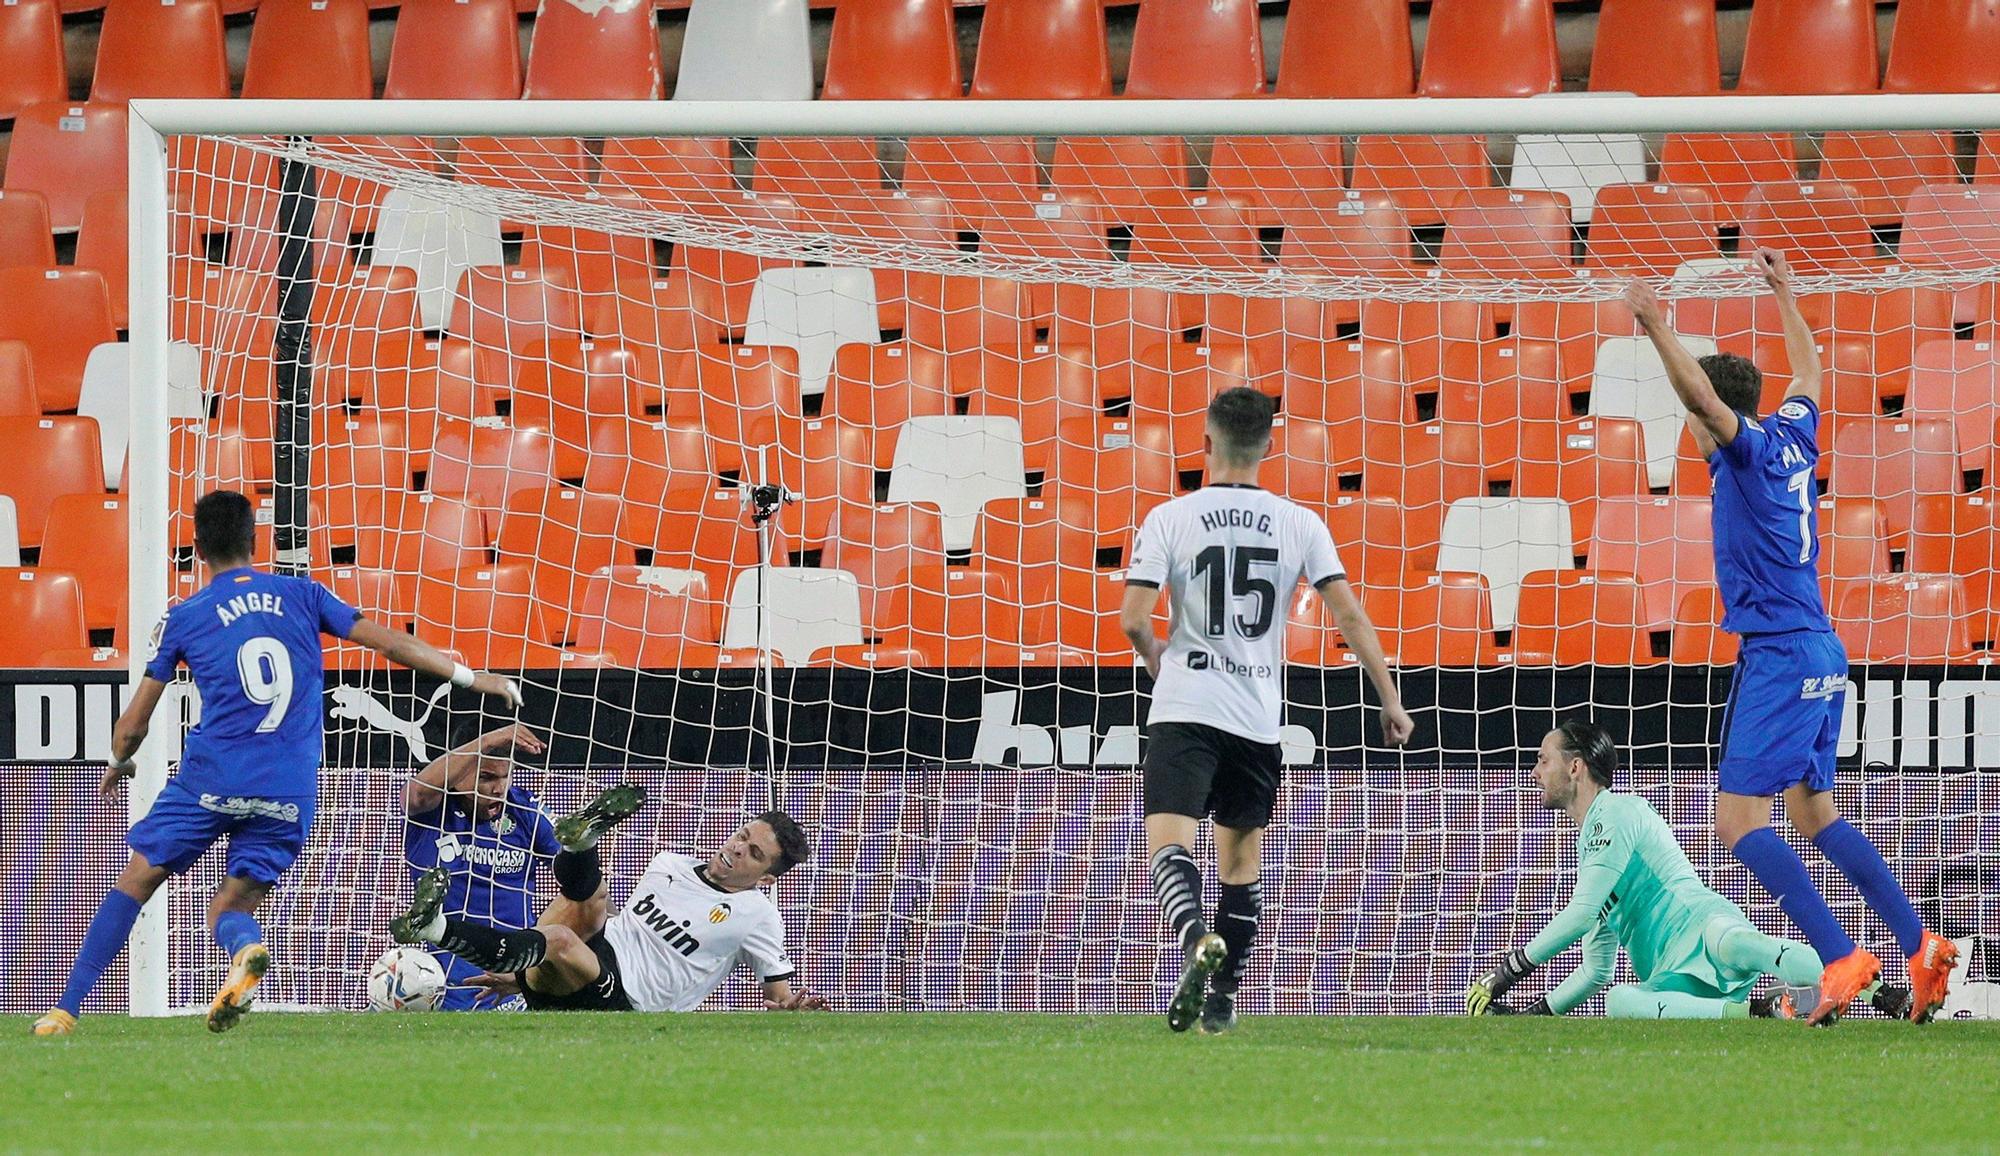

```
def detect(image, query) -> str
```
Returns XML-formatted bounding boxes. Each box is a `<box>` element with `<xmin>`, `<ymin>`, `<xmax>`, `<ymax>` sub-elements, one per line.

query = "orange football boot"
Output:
<box><xmin>206</xmin><ymin>943</ymin><xmax>270</xmax><ymax>1034</ymax></box>
<box><xmin>1906</xmin><ymin>932</ymin><xmax>1960</xmax><ymax>1025</ymax></box>
<box><xmin>1806</xmin><ymin>947</ymin><xmax>1882</xmax><ymax>1026</ymax></box>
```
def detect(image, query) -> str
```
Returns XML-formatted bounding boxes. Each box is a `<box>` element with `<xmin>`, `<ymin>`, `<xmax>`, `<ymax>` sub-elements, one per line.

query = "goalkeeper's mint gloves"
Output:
<box><xmin>1465</xmin><ymin>948</ymin><xmax>1538</xmax><ymax>1016</ymax></box>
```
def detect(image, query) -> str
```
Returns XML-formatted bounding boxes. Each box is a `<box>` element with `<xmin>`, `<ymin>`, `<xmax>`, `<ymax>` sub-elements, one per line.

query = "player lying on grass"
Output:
<box><xmin>393</xmin><ymin>787</ymin><xmax>828</xmax><ymax>1012</ymax></box>
<box><xmin>1122</xmin><ymin>387</ymin><xmax>1414</xmax><ymax>1034</ymax></box>
<box><xmin>1625</xmin><ymin>250</ymin><xmax>1958</xmax><ymax>1023</ymax></box>
<box><xmin>33</xmin><ymin>490</ymin><xmax>522</xmax><ymax>1038</ymax></box>
<box><xmin>404</xmin><ymin>721</ymin><xmax>560</xmax><ymax>1010</ymax></box>
<box><xmin>1466</xmin><ymin>721</ymin><xmax>1826</xmax><ymax>1020</ymax></box>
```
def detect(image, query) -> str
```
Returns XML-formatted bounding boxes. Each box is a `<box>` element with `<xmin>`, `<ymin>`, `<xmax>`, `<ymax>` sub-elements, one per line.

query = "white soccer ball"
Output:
<box><xmin>367</xmin><ymin>946</ymin><xmax>447</xmax><ymax>1012</ymax></box>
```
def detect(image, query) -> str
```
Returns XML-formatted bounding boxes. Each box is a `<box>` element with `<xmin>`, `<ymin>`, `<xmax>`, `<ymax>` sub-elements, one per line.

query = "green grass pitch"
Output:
<box><xmin>5</xmin><ymin>1013</ymin><xmax>1996</xmax><ymax>1152</ymax></box>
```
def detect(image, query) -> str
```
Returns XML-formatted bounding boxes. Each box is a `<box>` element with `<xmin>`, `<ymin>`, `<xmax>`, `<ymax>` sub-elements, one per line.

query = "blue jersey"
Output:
<box><xmin>1706</xmin><ymin>396</ymin><xmax>1834</xmax><ymax>636</ymax></box>
<box><xmin>405</xmin><ymin>786</ymin><xmax>558</xmax><ymax>1009</ymax></box>
<box><xmin>144</xmin><ymin>567</ymin><xmax>360</xmax><ymax>800</ymax></box>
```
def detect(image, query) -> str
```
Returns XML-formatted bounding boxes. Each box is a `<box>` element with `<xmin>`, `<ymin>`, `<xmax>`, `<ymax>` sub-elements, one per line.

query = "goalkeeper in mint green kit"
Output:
<box><xmin>1466</xmin><ymin>721</ymin><xmax>1824</xmax><ymax>1019</ymax></box>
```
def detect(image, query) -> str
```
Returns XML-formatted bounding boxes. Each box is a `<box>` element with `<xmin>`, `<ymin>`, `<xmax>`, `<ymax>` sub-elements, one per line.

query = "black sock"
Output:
<box><xmin>553</xmin><ymin>846</ymin><xmax>602</xmax><ymax>902</ymax></box>
<box><xmin>1212</xmin><ymin>879</ymin><xmax>1262</xmax><ymax>996</ymax></box>
<box><xmin>1149</xmin><ymin>843</ymin><xmax>1207</xmax><ymax>952</ymax></box>
<box><xmin>437</xmin><ymin>921</ymin><xmax>548</xmax><ymax>973</ymax></box>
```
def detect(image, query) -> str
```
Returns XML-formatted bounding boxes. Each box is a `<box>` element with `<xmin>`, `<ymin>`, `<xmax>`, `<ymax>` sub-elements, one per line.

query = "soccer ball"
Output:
<box><xmin>367</xmin><ymin>946</ymin><xmax>447</xmax><ymax>1012</ymax></box>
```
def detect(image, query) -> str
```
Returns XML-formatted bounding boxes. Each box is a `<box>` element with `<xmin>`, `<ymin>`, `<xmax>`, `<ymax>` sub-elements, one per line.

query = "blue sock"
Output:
<box><xmin>1813</xmin><ymin>819</ymin><xmax>1924</xmax><ymax>958</ymax></box>
<box><xmin>213</xmin><ymin>910</ymin><xmax>262</xmax><ymax>959</ymax></box>
<box><xmin>1731</xmin><ymin>827</ymin><xmax>1857</xmax><ymax>964</ymax></box>
<box><xmin>58</xmin><ymin>891</ymin><xmax>144</xmax><ymax>1016</ymax></box>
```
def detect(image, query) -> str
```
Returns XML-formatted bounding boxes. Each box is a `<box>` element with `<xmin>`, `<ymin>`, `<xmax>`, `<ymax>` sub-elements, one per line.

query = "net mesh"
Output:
<box><xmin>142</xmin><ymin>126</ymin><xmax>2000</xmax><ymax>1014</ymax></box>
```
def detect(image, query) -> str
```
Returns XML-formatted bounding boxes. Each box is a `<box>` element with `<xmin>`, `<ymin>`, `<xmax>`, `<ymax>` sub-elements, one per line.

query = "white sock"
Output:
<box><xmin>418</xmin><ymin>910</ymin><xmax>447</xmax><ymax>943</ymax></box>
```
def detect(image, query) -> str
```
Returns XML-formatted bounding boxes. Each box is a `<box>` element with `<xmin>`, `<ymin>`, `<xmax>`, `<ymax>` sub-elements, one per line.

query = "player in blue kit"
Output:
<box><xmin>33</xmin><ymin>490</ymin><xmax>524</xmax><ymax>1037</ymax></box>
<box><xmin>1626</xmin><ymin>251</ymin><xmax>1959</xmax><ymax>1024</ymax></box>
<box><xmin>403</xmin><ymin>721</ymin><xmax>561</xmax><ymax>1009</ymax></box>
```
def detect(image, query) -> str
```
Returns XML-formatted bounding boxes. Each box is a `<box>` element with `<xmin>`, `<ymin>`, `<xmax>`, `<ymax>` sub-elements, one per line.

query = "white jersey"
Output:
<box><xmin>602</xmin><ymin>852</ymin><xmax>795</xmax><ymax>1012</ymax></box>
<box><xmin>1126</xmin><ymin>483</ymin><xmax>1345</xmax><ymax>743</ymax></box>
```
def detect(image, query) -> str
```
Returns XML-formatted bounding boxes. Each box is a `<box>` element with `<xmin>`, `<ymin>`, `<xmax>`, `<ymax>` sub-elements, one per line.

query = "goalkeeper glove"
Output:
<box><xmin>1465</xmin><ymin>948</ymin><xmax>1538</xmax><ymax>1016</ymax></box>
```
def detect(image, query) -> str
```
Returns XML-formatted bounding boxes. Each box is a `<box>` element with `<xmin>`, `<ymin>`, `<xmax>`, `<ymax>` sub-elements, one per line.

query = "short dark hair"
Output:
<box><xmin>1206</xmin><ymin>386</ymin><xmax>1276</xmax><ymax>467</ymax></box>
<box><xmin>1698</xmin><ymin>352</ymin><xmax>1763</xmax><ymax>417</ymax></box>
<box><xmin>1554</xmin><ymin>719</ymin><xmax>1618</xmax><ymax>789</ymax></box>
<box><xmin>193</xmin><ymin>490</ymin><xmax>257</xmax><ymax>565</ymax></box>
<box><xmin>755</xmin><ymin>809</ymin><xmax>812</xmax><ymax>877</ymax></box>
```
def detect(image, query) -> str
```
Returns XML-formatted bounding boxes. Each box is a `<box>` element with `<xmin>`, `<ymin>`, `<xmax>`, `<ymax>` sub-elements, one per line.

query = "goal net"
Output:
<box><xmin>124</xmin><ymin>96</ymin><xmax>2000</xmax><ymax>1016</ymax></box>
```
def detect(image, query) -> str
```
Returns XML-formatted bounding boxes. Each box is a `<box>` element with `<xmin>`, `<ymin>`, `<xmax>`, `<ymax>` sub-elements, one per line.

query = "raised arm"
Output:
<box><xmin>101</xmin><ymin>676</ymin><xmax>170</xmax><ymax>799</ymax></box>
<box><xmin>1315</xmin><ymin>579</ymin><xmax>1414</xmax><ymax>747</ymax></box>
<box><xmin>346</xmin><ymin>618</ymin><xmax>522</xmax><ymax>708</ymax></box>
<box><xmin>1623</xmin><ymin>278</ymin><xmax>1740</xmax><ymax>456</ymax></box>
<box><xmin>1756</xmin><ymin>248</ymin><xmax>1821</xmax><ymax>407</ymax></box>
<box><xmin>405</xmin><ymin>723</ymin><xmax>545</xmax><ymax>816</ymax></box>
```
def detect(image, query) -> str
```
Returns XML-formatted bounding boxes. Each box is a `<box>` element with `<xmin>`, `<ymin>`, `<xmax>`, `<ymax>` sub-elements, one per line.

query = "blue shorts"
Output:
<box><xmin>1716</xmin><ymin>630</ymin><xmax>1848</xmax><ymax>797</ymax></box>
<box><xmin>126</xmin><ymin>778</ymin><xmax>315</xmax><ymax>885</ymax></box>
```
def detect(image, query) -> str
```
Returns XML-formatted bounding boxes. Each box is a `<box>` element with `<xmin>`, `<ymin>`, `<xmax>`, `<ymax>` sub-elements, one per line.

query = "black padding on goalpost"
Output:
<box><xmin>270</xmin><ymin>139</ymin><xmax>318</xmax><ymax>578</ymax></box>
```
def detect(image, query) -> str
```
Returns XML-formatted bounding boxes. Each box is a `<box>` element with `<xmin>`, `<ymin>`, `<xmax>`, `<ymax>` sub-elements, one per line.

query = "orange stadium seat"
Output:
<box><xmin>1900</xmin><ymin>185</ymin><xmax>2000</xmax><ymax>276</ymax></box>
<box><xmin>1124</xmin><ymin>0</ymin><xmax>1263</xmax><ymax>98</ymax></box>
<box><xmin>1351</xmin><ymin>135</ymin><xmax>1492</xmax><ymax>227</ymax></box>
<box><xmin>1277</xmin><ymin>199</ymin><xmax>1414</xmax><ymax>283</ymax></box>
<box><xmin>0</xmin><ymin>416</ymin><xmax>104</xmax><ymax>548</ymax></box>
<box><xmin>675</xmin><ymin>345</ymin><xmax>802</xmax><ymax>450</ymax></box>
<box><xmin>903</xmin><ymin>276</ymin><xmax>1039</xmax><ymax>356</ymax></box>
<box><xmin>0</xmin><ymin>191</ymin><xmax>55</xmax><ymax>269</ymax></box>
<box><xmin>958</xmin><ymin>346</ymin><xmax>1098</xmax><ymax>470</ymax></box>
<box><xmin>1208</xmin><ymin>137</ymin><xmax>1346</xmax><ymax>222</ymax></box>
<box><xmin>453</xmin><ymin>136</ymin><xmax>593</xmax><ymax>202</ymax></box>
<box><xmin>824</xmin><ymin>502</ymin><xmax>949</xmax><ymax>632</ymax></box>
<box><xmin>1439</xmin><ymin>189</ymin><xmax>1574</xmax><ymax>281</ymax></box>
<box><xmin>316</xmin><ymin>411</ymin><xmax>411</xmax><ymax>547</ymax></box>
<box><xmin>0</xmin><ymin>568</ymin><xmax>86</xmax><ymax>665</ymax></box>
<box><xmin>91</xmin><ymin>0</ymin><xmax>228</xmax><ymax>102</ymax></box>
<box><xmin>1834</xmin><ymin>575</ymin><xmax>1975</xmax><ymax>662</ymax></box>
<box><xmin>1418</xmin><ymin>0</ymin><xmax>1559</xmax><ymax>98</ymax></box>
<box><xmin>1819</xmin><ymin>496</ymin><xmax>1893</xmax><ymax>578</ymax></box>
<box><xmin>512</xmin><ymin>338</ymin><xmax>657</xmax><ymax>479</ymax></box>
<box><xmin>595</xmin><ymin>137</ymin><xmax>736</xmax><ymax>212</ymax></box>
<box><xmin>524</xmin><ymin>0</ymin><xmax>662</xmax><ymax>100</ymax></box>
<box><xmin>360</xmin><ymin>339</ymin><xmax>509</xmax><ymax>469</ymax></box>
<box><xmin>1910</xmin><ymin>494</ymin><xmax>2000</xmax><ymax>644</ymax></box>
<box><xmin>74</xmin><ymin>191</ymin><xmax>130</xmax><ymax>330</ymax></box>
<box><xmin>902</xmin><ymin>137</ymin><xmax>1038</xmax><ymax>212</ymax></box>
<box><xmin>3</xmin><ymin>102</ymin><xmax>127</xmax><ymax>232</ymax></box>
<box><xmin>449</xmin><ymin>266</ymin><xmax>584</xmax><ymax>361</ymax></box>
<box><xmin>38</xmin><ymin>646</ymin><xmax>127</xmax><ymax>670</ymax></box>
<box><xmin>1741</xmin><ymin>181</ymin><xmax>1880</xmax><ymax>273</ymax></box>
<box><xmin>241</xmin><ymin>0</ymin><xmax>373</xmax><ymax>99</ymax></box>
<box><xmin>878</xmin><ymin>564</ymin><xmax>1022</xmax><ymax>662</ymax></box>
<box><xmin>384</xmin><ymin>0</ymin><xmax>521</xmax><ymax>99</ymax></box>
<box><xmin>353</xmin><ymin>491</ymin><xmax>488</xmax><ymax>573</ymax></box>
<box><xmin>0</xmin><ymin>344</ymin><xmax>38</xmax><ymax>416</ymax></box>
<box><xmin>1362</xmin><ymin>422</ymin><xmax>1486</xmax><ymax>521</ymax></box>
<box><xmin>827</xmin><ymin>342</ymin><xmax>951</xmax><ymax>435</ymax></box>
<box><xmin>0</xmin><ymin>0</ymin><xmax>63</xmax><ymax>120</ymax></box>
<box><xmin>1590</xmin><ymin>0</ymin><xmax>1719</xmax><ymax>94</ymax></box>
<box><xmin>970</xmin><ymin>0</ymin><xmax>1111</xmax><ymax>99</ymax></box>
<box><xmin>494</xmin><ymin>485</ymin><xmax>630</xmax><ymax>645</ymax></box>
<box><xmin>1046</xmin><ymin>415</ymin><xmax>1178</xmax><ymax>504</ymax></box>
<box><xmin>1322</xmin><ymin>495</ymin><xmax>1417</xmax><ymax>580</ymax></box>
<box><xmin>319</xmin><ymin>565</ymin><xmax>411</xmax><ymax>671</ymax></box>
<box><xmin>429</xmin><ymin>423</ymin><xmax>557</xmax><ymax>513</ymax></box>
<box><xmin>1049</xmin><ymin>137</ymin><xmax>1188</xmax><ymax>224</ymax></box>
<box><xmin>635</xmin><ymin>484</ymin><xmax>758</xmax><ymax>600</ymax></box>
<box><xmin>1830</xmin><ymin>417</ymin><xmax>1962</xmax><ymax>534</ymax></box>
<box><xmin>823</xmin><ymin>0</ymin><xmax>961</xmax><ymax>100</ymax></box>
<box><xmin>1255</xmin><ymin>418</ymin><xmax>1343</xmax><ymax>505</ymax></box>
<box><xmin>1512</xmin><ymin>570</ymin><xmax>1662</xmax><ymax>666</ymax></box>
<box><xmin>1670</xmin><ymin>586</ymin><xmax>1736</xmax><ymax>664</ymax></box>
<box><xmin>574</xmin><ymin>566</ymin><xmax>720</xmax><ymax>665</ymax></box>
<box><xmin>1049</xmin><ymin>284</ymin><xmax>1193</xmax><ymax>373</ymax></box>
<box><xmin>1026</xmin><ymin>567</ymin><xmax>1151</xmax><ymax>663</ymax></box>
<box><xmin>1590</xmin><ymin>495</ymin><xmax>1715</xmax><ymax>623</ymax></box>
<box><xmin>1884</xmin><ymin>0</ymin><xmax>2000</xmax><ymax>93</ymax></box>
<box><xmin>1657</xmin><ymin>133</ymin><xmax>1798</xmax><ymax>227</ymax></box>
<box><xmin>0</xmin><ymin>269</ymin><xmax>114</xmax><ymax>412</ymax></box>
<box><xmin>1736</xmin><ymin>0</ymin><xmax>1879</xmax><ymax>94</ymax></box>
<box><xmin>584</xmin><ymin>416</ymin><xmax>715</xmax><ymax>519</ymax></box>
<box><xmin>1432</xmin><ymin>339</ymin><xmax>1566</xmax><ymax>424</ymax></box>
<box><xmin>974</xmin><ymin>488</ymin><xmax>1111</xmax><ymax>599</ymax></box>
<box><xmin>751</xmin><ymin>138</ymin><xmax>884</xmax><ymax>202</ymax></box>
<box><xmin>1818</xmin><ymin>131</ymin><xmax>1961</xmax><ymax>224</ymax></box>
<box><xmin>1129</xmin><ymin>198</ymin><xmax>1261</xmax><ymax>271</ymax></box>
<box><xmin>38</xmin><ymin>494</ymin><xmax>125</xmax><ymax>631</ymax></box>
<box><xmin>1586</xmin><ymin>183</ymin><xmax>1721</xmax><ymax>275</ymax></box>
<box><xmin>1127</xmin><ymin>343</ymin><xmax>1271</xmax><ymax>463</ymax></box>
<box><xmin>1365</xmin><ymin>570</ymin><xmax>1498</xmax><ymax>666</ymax></box>
<box><xmin>1514</xmin><ymin>416</ymin><xmax>1648</xmax><ymax>544</ymax></box>
<box><xmin>755</xmin><ymin>414</ymin><xmax>876</xmax><ymax>549</ymax></box>
<box><xmin>1275</xmin><ymin>0</ymin><xmax>1414</xmax><ymax>97</ymax></box>
<box><xmin>412</xmin><ymin>562</ymin><xmax>555</xmax><ymax>669</ymax></box>
<box><xmin>1908</xmin><ymin>338</ymin><xmax>2000</xmax><ymax>476</ymax></box>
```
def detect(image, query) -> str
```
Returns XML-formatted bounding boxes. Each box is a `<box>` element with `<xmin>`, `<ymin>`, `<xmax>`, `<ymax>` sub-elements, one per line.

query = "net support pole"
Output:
<box><xmin>271</xmin><ymin>140</ymin><xmax>318</xmax><ymax>577</ymax></box>
<box><xmin>125</xmin><ymin>107</ymin><xmax>173</xmax><ymax>1018</ymax></box>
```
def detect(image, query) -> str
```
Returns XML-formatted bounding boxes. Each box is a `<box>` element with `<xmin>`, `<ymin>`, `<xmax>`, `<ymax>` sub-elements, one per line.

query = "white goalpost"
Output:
<box><xmin>121</xmin><ymin>94</ymin><xmax>2000</xmax><ymax>1017</ymax></box>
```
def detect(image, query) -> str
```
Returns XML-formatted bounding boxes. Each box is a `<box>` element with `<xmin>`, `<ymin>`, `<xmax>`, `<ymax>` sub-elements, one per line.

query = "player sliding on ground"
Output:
<box><xmin>1122</xmin><ymin>387</ymin><xmax>1414</xmax><ymax>1034</ymax></box>
<box><xmin>32</xmin><ymin>490</ymin><xmax>522</xmax><ymax>1037</ymax></box>
<box><xmin>1625</xmin><ymin>251</ymin><xmax>1958</xmax><ymax>1024</ymax></box>
<box><xmin>393</xmin><ymin>788</ymin><xmax>829</xmax><ymax>1012</ymax></box>
<box><xmin>1467</xmin><ymin>721</ymin><xmax>1825</xmax><ymax>1020</ymax></box>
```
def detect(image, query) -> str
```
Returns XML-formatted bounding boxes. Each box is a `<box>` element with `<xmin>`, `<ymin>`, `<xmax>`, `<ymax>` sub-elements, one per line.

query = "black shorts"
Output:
<box><xmin>1142</xmin><ymin>721</ymin><xmax>1284</xmax><ymax>830</ymax></box>
<box><xmin>521</xmin><ymin>931</ymin><xmax>633</xmax><ymax>1012</ymax></box>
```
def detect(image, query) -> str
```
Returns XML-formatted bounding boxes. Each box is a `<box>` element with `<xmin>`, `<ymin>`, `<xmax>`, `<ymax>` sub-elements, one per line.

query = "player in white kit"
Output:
<box><xmin>395</xmin><ymin>786</ymin><xmax>828</xmax><ymax>1012</ymax></box>
<box><xmin>1121</xmin><ymin>387</ymin><xmax>1414</xmax><ymax>1033</ymax></box>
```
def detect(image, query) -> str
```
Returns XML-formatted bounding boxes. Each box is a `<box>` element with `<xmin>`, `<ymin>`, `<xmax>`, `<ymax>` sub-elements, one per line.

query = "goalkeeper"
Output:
<box><xmin>1466</xmin><ymin>721</ymin><xmax>1825</xmax><ymax>1020</ymax></box>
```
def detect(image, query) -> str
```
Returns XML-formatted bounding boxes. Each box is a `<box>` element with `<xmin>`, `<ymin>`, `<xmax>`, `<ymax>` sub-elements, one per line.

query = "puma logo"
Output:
<box><xmin>328</xmin><ymin>681</ymin><xmax>456</xmax><ymax>762</ymax></box>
